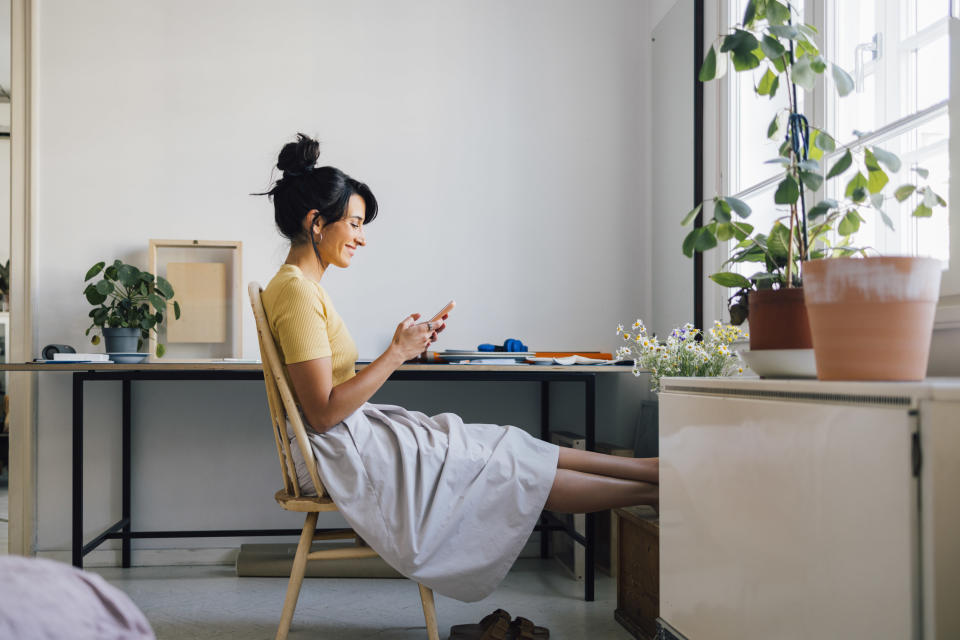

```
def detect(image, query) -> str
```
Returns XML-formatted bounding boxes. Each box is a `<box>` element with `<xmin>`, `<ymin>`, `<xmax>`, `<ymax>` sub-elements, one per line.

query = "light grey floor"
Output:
<box><xmin>96</xmin><ymin>558</ymin><xmax>633</xmax><ymax>640</ymax></box>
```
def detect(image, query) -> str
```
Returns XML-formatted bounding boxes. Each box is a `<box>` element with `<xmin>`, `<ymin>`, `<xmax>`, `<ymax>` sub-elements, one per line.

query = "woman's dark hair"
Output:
<box><xmin>256</xmin><ymin>133</ymin><xmax>378</xmax><ymax>254</ymax></box>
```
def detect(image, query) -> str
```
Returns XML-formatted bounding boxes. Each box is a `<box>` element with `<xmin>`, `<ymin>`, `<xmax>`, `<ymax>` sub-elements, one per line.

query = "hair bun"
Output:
<box><xmin>276</xmin><ymin>133</ymin><xmax>320</xmax><ymax>176</ymax></box>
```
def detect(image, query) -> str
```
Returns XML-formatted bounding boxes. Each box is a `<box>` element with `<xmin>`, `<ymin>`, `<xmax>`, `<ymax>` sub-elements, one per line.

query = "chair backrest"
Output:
<box><xmin>248</xmin><ymin>282</ymin><xmax>326</xmax><ymax>498</ymax></box>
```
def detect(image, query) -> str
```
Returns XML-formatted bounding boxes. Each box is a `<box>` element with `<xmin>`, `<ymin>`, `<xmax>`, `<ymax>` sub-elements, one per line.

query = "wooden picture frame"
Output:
<box><xmin>148</xmin><ymin>239</ymin><xmax>242</xmax><ymax>360</ymax></box>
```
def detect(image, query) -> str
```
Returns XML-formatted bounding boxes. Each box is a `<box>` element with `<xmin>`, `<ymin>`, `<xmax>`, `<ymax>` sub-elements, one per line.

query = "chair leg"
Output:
<box><xmin>276</xmin><ymin>512</ymin><xmax>318</xmax><ymax>640</ymax></box>
<box><xmin>418</xmin><ymin>583</ymin><xmax>439</xmax><ymax>640</ymax></box>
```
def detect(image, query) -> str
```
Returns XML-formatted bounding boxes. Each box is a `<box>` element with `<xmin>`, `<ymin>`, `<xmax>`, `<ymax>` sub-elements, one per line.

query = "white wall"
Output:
<box><xmin>30</xmin><ymin>0</ymin><xmax>658</xmax><ymax>557</ymax></box>
<box><xmin>650</xmin><ymin>0</ymin><xmax>694</xmax><ymax>338</ymax></box>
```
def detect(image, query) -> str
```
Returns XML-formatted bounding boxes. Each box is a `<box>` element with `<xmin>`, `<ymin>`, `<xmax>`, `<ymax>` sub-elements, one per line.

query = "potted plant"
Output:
<box><xmin>83</xmin><ymin>260</ymin><xmax>181</xmax><ymax>358</ymax></box>
<box><xmin>682</xmin><ymin>0</ymin><xmax>946</xmax><ymax>379</ymax></box>
<box><xmin>615</xmin><ymin>320</ymin><xmax>746</xmax><ymax>392</ymax></box>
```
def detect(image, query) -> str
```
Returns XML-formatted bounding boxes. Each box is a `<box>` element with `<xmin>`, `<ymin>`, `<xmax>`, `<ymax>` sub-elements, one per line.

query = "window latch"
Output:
<box><xmin>855</xmin><ymin>32</ymin><xmax>883</xmax><ymax>93</ymax></box>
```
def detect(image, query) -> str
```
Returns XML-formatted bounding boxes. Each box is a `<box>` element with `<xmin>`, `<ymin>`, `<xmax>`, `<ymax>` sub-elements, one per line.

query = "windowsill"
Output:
<box><xmin>934</xmin><ymin>302</ymin><xmax>960</xmax><ymax>331</ymax></box>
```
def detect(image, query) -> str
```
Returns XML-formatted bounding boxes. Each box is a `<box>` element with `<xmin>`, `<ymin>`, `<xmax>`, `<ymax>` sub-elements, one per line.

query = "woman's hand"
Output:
<box><xmin>388</xmin><ymin>313</ymin><xmax>442</xmax><ymax>363</ymax></box>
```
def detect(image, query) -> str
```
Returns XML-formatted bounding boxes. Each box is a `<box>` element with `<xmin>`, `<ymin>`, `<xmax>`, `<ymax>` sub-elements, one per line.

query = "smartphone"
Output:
<box><xmin>419</xmin><ymin>299</ymin><xmax>455</xmax><ymax>326</ymax></box>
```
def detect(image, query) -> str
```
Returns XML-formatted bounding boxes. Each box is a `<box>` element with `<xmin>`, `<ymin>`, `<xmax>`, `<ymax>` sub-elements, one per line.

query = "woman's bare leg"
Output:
<box><xmin>557</xmin><ymin>447</ymin><xmax>659</xmax><ymax>485</ymax></box>
<box><xmin>544</xmin><ymin>468</ymin><xmax>658</xmax><ymax>513</ymax></box>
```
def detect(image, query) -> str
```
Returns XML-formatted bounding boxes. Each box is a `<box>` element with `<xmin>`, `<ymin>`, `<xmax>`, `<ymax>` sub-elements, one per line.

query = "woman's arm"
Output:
<box><xmin>286</xmin><ymin>314</ymin><xmax>443</xmax><ymax>432</ymax></box>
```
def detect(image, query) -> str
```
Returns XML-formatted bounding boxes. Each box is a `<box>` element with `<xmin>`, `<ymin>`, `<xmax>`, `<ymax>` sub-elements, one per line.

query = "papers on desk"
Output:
<box><xmin>526</xmin><ymin>355</ymin><xmax>618</xmax><ymax>365</ymax></box>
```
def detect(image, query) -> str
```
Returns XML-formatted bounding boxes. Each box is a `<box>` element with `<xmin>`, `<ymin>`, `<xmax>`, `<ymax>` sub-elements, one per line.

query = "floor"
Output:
<box><xmin>96</xmin><ymin>559</ymin><xmax>633</xmax><ymax>640</ymax></box>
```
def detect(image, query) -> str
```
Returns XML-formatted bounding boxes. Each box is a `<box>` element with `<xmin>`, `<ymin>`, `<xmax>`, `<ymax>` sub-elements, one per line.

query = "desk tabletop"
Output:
<box><xmin>0</xmin><ymin>361</ymin><xmax>637</xmax><ymax>374</ymax></box>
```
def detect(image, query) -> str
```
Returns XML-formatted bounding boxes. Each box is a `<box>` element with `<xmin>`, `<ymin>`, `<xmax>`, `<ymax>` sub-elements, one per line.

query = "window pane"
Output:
<box><xmin>728</xmin><ymin>0</ymin><xmax>800</xmax><ymax>193</ymax></box>
<box><xmin>831</xmin><ymin>0</ymin><xmax>949</xmax><ymax>143</ymax></box>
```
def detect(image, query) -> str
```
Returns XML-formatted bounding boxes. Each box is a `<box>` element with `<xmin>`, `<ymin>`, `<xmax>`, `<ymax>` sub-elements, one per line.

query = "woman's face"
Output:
<box><xmin>311</xmin><ymin>194</ymin><xmax>367</xmax><ymax>269</ymax></box>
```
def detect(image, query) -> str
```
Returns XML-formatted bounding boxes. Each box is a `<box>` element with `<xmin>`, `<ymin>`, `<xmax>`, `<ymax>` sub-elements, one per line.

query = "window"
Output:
<box><xmin>723</xmin><ymin>0</ymin><xmax>954</xmax><ymax>292</ymax></box>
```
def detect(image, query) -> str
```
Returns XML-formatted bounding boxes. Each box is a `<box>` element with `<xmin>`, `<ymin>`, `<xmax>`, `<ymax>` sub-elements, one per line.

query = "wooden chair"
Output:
<box><xmin>248</xmin><ymin>282</ymin><xmax>440</xmax><ymax>640</ymax></box>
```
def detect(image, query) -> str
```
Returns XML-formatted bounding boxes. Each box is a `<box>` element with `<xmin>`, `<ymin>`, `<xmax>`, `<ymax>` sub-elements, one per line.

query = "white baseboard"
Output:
<box><xmin>36</xmin><ymin>547</ymin><xmax>239</xmax><ymax>567</ymax></box>
<box><xmin>36</xmin><ymin>534</ymin><xmax>545</xmax><ymax>569</ymax></box>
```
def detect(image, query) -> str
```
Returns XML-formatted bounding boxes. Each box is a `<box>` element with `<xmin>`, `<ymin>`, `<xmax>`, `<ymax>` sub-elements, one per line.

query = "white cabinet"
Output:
<box><xmin>658</xmin><ymin>377</ymin><xmax>960</xmax><ymax>640</ymax></box>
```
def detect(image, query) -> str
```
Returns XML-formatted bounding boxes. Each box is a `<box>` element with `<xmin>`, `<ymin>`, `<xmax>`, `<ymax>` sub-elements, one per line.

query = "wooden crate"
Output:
<box><xmin>614</xmin><ymin>505</ymin><xmax>659</xmax><ymax>640</ymax></box>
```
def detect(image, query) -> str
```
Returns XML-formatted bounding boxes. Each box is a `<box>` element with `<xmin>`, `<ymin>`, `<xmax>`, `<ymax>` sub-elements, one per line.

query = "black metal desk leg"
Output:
<box><xmin>122</xmin><ymin>379</ymin><xmax>132</xmax><ymax>568</ymax></box>
<box><xmin>585</xmin><ymin>374</ymin><xmax>597</xmax><ymax>602</ymax></box>
<box><xmin>540</xmin><ymin>381</ymin><xmax>550</xmax><ymax>559</ymax></box>
<box><xmin>72</xmin><ymin>374</ymin><xmax>84</xmax><ymax>568</ymax></box>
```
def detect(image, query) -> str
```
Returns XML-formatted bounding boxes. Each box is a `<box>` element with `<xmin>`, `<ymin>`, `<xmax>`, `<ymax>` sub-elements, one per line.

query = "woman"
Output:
<box><xmin>258</xmin><ymin>134</ymin><xmax>658</xmax><ymax>602</ymax></box>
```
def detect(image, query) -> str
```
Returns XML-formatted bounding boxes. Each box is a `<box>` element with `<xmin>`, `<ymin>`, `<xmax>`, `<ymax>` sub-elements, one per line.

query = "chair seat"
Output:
<box><xmin>274</xmin><ymin>489</ymin><xmax>340</xmax><ymax>512</ymax></box>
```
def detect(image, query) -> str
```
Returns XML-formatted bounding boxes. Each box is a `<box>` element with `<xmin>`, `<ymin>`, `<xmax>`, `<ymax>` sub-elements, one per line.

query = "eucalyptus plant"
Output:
<box><xmin>681</xmin><ymin>0</ymin><xmax>947</xmax><ymax>324</ymax></box>
<box><xmin>83</xmin><ymin>260</ymin><xmax>181</xmax><ymax>357</ymax></box>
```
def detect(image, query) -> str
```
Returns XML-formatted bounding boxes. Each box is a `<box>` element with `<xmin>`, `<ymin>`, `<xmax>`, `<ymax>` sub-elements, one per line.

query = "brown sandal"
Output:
<box><xmin>507</xmin><ymin>616</ymin><xmax>549</xmax><ymax>639</ymax></box>
<box><xmin>449</xmin><ymin>608</ymin><xmax>512</xmax><ymax>640</ymax></box>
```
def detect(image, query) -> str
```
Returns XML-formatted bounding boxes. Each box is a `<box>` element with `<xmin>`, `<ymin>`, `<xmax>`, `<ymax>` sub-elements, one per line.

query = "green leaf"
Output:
<box><xmin>155</xmin><ymin>276</ymin><xmax>174</xmax><ymax>298</ymax></box>
<box><xmin>757</xmin><ymin>68</ymin><xmax>778</xmax><ymax>96</ymax></box>
<box><xmin>140</xmin><ymin>316</ymin><xmax>156</xmax><ymax>330</ymax></box>
<box><xmin>742</xmin><ymin>0</ymin><xmax>757</xmax><ymax>27</ymax></box>
<box><xmin>871</xmin><ymin>147</ymin><xmax>901</xmax><ymax>173</ymax></box>
<box><xmin>923</xmin><ymin>186</ymin><xmax>939</xmax><ymax>208</ymax></box>
<box><xmin>766</xmin><ymin>1</ymin><xmax>790</xmax><ymax>25</ymax></box>
<box><xmin>95</xmin><ymin>279</ymin><xmax>114</xmax><ymax>296</ymax></box>
<box><xmin>810</xmin><ymin>55</ymin><xmax>827</xmax><ymax>74</ymax></box>
<box><xmin>877</xmin><ymin>208</ymin><xmax>895</xmax><ymax>231</ymax></box>
<box><xmin>104</xmin><ymin>265</ymin><xmax>118</xmax><ymax>281</ymax></box>
<box><xmin>714</xmin><ymin>198</ymin><xmax>732</xmax><ymax>223</ymax></box>
<box><xmin>867</xmin><ymin>166</ymin><xmax>889</xmax><ymax>194</ymax></box>
<box><xmin>913</xmin><ymin>167</ymin><xmax>930</xmax><ymax>179</ymax></box>
<box><xmin>710</xmin><ymin>272</ymin><xmax>753</xmax><ymax>289</ymax></box>
<box><xmin>774</xmin><ymin>175</ymin><xmax>800</xmax><ymax>204</ymax></box>
<box><xmin>85</xmin><ymin>262</ymin><xmax>105</xmax><ymax>281</ymax></box>
<box><xmin>760</xmin><ymin>35</ymin><xmax>786</xmax><ymax>60</ymax></box>
<box><xmin>173</xmin><ymin>300</ymin><xmax>181</xmax><ymax>320</ymax></box>
<box><xmin>721</xmin><ymin>29</ymin><xmax>760</xmax><ymax>55</ymax></box>
<box><xmin>838</xmin><ymin>211</ymin><xmax>862</xmax><ymax>236</ymax></box>
<box><xmin>800</xmin><ymin>170</ymin><xmax>823</xmax><ymax>192</ymax></box>
<box><xmin>864</xmin><ymin>148</ymin><xmax>881</xmax><ymax>171</ymax></box>
<box><xmin>156</xmin><ymin>343</ymin><xmax>166</xmax><ymax>358</ymax></box>
<box><xmin>732</xmin><ymin>49</ymin><xmax>761</xmax><ymax>71</ymax></box>
<box><xmin>808</xmin><ymin>199</ymin><xmax>838</xmax><ymax>220</ymax></box>
<box><xmin>768</xmin><ymin>25</ymin><xmax>799</xmax><ymax>39</ymax></box>
<box><xmin>731</xmin><ymin>221</ymin><xmax>754</xmax><ymax>241</ymax></box>
<box><xmin>791</xmin><ymin>55</ymin><xmax>816</xmax><ymax>90</ymax></box>
<box><xmin>767</xmin><ymin>112</ymin><xmax>781</xmax><ymax>139</ymax></box>
<box><xmin>726</xmin><ymin>196</ymin><xmax>752</xmax><ymax>219</ymax></box>
<box><xmin>813</xmin><ymin>130</ymin><xmax>836</xmax><ymax>153</ymax></box>
<box><xmin>870</xmin><ymin>192</ymin><xmax>884</xmax><ymax>209</ymax></box>
<box><xmin>682</xmin><ymin>228</ymin><xmax>698</xmax><ymax>257</ymax></box>
<box><xmin>831</xmin><ymin>63</ymin><xmax>855</xmax><ymax>97</ymax></box>
<box><xmin>91</xmin><ymin>335</ymin><xmax>101</xmax><ymax>345</ymax></box>
<box><xmin>894</xmin><ymin>184</ymin><xmax>916</xmax><ymax>202</ymax></box>
<box><xmin>913</xmin><ymin>203</ymin><xmax>934</xmax><ymax>218</ymax></box>
<box><xmin>699</xmin><ymin>45</ymin><xmax>717</xmax><ymax>82</ymax></box>
<box><xmin>765</xmin><ymin>157</ymin><xmax>791</xmax><ymax>167</ymax></box>
<box><xmin>798</xmin><ymin>159</ymin><xmax>820</xmax><ymax>172</ymax></box>
<box><xmin>84</xmin><ymin>284</ymin><xmax>107</xmax><ymax>306</ymax></box>
<box><xmin>693</xmin><ymin>227</ymin><xmax>719</xmax><ymax>252</ymax></box>
<box><xmin>826</xmin><ymin>149</ymin><xmax>852</xmax><ymax>179</ymax></box>
<box><xmin>771</xmin><ymin>53</ymin><xmax>787</xmax><ymax>73</ymax></box>
<box><xmin>767</xmin><ymin>222</ymin><xmax>791</xmax><ymax>263</ymax></box>
<box><xmin>117</xmin><ymin>264</ymin><xmax>139</xmax><ymax>288</ymax></box>
<box><xmin>716</xmin><ymin>223</ymin><xmax>736</xmax><ymax>241</ymax></box>
<box><xmin>148</xmin><ymin>293</ymin><xmax>167</xmax><ymax>312</ymax></box>
<box><xmin>681</xmin><ymin>202</ymin><xmax>703</xmax><ymax>226</ymax></box>
<box><xmin>845</xmin><ymin>172</ymin><xmax>868</xmax><ymax>200</ymax></box>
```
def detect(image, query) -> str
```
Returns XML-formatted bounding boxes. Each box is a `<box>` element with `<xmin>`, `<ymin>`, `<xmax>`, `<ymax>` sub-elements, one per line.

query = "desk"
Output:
<box><xmin>2</xmin><ymin>361</ymin><xmax>634</xmax><ymax>601</ymax></box>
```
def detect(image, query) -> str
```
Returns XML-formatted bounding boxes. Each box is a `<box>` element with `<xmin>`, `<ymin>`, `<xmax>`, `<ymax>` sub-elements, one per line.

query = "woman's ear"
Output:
<box><xmin>304</xmin><ymin>209</ymin><xmax>322</xmax><ymax>236</ymax></box>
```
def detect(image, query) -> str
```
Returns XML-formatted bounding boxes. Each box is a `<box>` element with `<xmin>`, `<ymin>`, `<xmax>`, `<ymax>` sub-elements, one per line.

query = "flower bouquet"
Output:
<box><xmin>615</xmin><ymin>320</ymin><xmax>747</xmax><ymax>392</ymax></box>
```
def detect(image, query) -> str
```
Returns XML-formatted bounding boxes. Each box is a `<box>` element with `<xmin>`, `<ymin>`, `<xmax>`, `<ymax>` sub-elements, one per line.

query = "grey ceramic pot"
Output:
<box><xmin>102</xmin><ymin>327</ymin><xmax>141</xmax><ymax>353</ymax></box>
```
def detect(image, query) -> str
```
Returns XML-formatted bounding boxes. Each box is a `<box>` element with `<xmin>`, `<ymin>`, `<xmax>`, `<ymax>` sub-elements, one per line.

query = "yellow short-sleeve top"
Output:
<box><xmin>260</xmin><ymin>264</ymin><xmax>358</xmax><ymax>388</ymax></box>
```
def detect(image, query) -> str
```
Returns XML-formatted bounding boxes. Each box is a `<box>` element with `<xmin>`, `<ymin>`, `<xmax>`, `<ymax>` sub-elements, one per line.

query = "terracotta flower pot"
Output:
<box><xmin>803</xmin><ymin>257</ymin><xmax>942</xmax><ymax>381</ymax></box>
<box><xmin>747</xmin><ymin>288</ymin><xmax>813</xmax><ymax>351</ymax></box>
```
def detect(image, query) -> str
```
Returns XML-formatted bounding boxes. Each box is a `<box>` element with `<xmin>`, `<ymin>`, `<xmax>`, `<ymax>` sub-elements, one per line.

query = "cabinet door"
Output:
<box><xmin>659</xmin><ymin>392</ymin><xmax>918</xmax><ymax>640</ymax></box>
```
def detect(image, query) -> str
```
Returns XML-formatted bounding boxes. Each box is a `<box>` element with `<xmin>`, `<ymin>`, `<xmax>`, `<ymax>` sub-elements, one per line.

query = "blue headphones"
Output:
<box><xmin>478</xmin><ymin>339</ymin><xmax>528</xmax><ymax>352</ymax></box>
